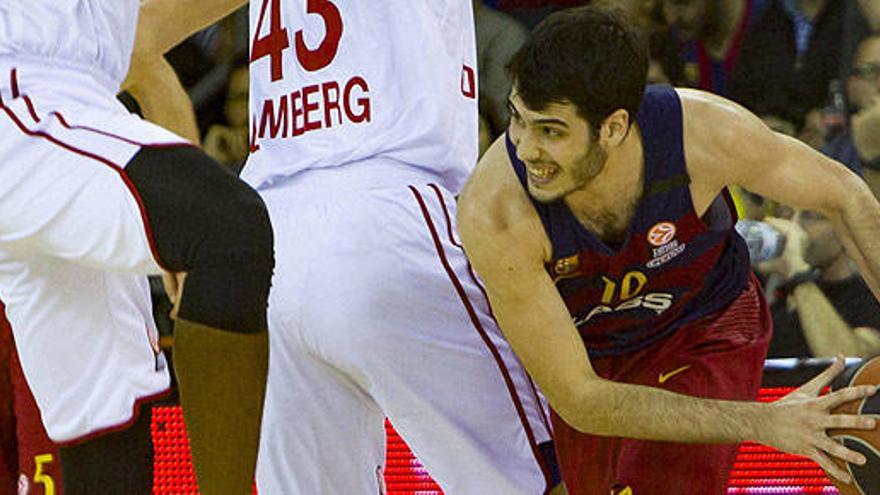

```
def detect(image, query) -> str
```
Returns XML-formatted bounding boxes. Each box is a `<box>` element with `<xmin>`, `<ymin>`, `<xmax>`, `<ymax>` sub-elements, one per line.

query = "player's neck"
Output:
<box><xmin>565</xmin><ymin>127</ymin><xmax>645</xmax><ymax>242</ymax></box>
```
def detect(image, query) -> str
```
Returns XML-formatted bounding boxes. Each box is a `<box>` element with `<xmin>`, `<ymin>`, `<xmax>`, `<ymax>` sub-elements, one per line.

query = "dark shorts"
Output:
<box><xmin>0</xmin><ymin>307</ymin><xmax>63</xmax><ymax>495</ymax></box>
<box><xmin>553</xmin><ymin>273</ymin><xmax>772</xmax><ymax>495</ymax></box>
<box><xmin>1</xmin><ymin>310</ymin><xmax>17</xmax><ymax>495</ymax></box>
<box><xmin>10</xmin><ymin>345</ymin><xmax>63</xmax><ymax>495</ymax></box>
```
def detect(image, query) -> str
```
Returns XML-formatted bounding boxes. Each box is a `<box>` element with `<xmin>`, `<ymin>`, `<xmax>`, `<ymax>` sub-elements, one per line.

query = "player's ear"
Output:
<box><xmin>599</xmin><ymin>109</ymin><xmax>630</xmax><ymax>149</ymax></box>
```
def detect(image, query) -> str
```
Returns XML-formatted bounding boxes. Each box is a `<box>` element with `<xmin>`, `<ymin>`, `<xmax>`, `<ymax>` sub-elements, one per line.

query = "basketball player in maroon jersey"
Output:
<box><xmin>458</xmin><ymin>6</ymin><xmax>880</xmax><ymax>495</ymax></box>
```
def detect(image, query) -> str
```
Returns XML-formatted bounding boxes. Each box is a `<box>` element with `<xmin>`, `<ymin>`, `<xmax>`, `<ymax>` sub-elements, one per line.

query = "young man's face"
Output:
<box><xmin>507</xmin><ymin>90</ymin><xmax>607</xmax><ymax>203</ymax></box>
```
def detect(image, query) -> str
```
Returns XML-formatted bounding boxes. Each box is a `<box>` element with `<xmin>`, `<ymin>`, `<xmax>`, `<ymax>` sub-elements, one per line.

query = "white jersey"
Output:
<box><xmin>0</xmin><ymin>0</ymin><xmax>138</xmax><ymax>92</ymax></box>
<box><xmin>243</xmin><ymin>0</ymin><xmax>478</xmax><ymax>194</ymax></box>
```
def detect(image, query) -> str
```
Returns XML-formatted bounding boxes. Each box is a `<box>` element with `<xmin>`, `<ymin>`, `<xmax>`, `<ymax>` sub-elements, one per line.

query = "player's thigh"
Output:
<box><xmin>610</xmin><ymin>322</ymin><xmax>769</xmax><ymax>494</ymax></box>
<box><xmin>256</xmin><ymin>337</ymin><xmax>385</xmax><ymax>495</ymax></box>
<box><xmin>0</xmin><ymin>141</ymin><xmax>156</xmax><ymax>274</ymax></box>
<box><xmin>260</xmin><ymin>177</ymin><xmax>551</xmax><ymax>493</ymax></box>
<box><xmin>344</xmin><ymin>185</ymin><xmax>550</xmax><ymax>494</ymax></box>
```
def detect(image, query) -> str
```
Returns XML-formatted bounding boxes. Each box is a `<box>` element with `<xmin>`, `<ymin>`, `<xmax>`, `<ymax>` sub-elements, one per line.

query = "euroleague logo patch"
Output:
<box><xmin>646</xmin><ymin>221</ymin><xmax>686</xmax><ymax>268</ymax></box>
<box><xmin>647</xmin><ymin>221</ymin><xmax>676</xmax><ymax>246</ymax></box>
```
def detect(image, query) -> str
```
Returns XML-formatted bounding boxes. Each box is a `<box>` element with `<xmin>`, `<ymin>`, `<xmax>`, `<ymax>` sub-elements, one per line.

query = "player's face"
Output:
<box><xmin>798</xmin><ymin>210</ymin><xmax>843</xmax><ymax>268</ymax></box>
<box><xmin>848</xmin><ymin>37</ymin><xmax>880</xmax><ymax>111</ymax></box>
<box><xmin>662</xmin><ymin>0</ymin><xmax>713</xmax><ymax>41</ymax></box>
<box><xmin>507</xmin><ymin>92</ymin><xmax>607</xmax><ymax>203</ymax></box>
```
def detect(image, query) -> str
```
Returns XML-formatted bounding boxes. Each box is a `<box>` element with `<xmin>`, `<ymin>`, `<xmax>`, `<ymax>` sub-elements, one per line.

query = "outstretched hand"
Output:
<box><xmin>762</xmin><ymin>356</ymin><xmax>877</xmax><ymax>484</ymax></box>
<box><xmin>161</xmin><ymin>271</ymin><xmax>187</xmax><ymax>319</ymax></box>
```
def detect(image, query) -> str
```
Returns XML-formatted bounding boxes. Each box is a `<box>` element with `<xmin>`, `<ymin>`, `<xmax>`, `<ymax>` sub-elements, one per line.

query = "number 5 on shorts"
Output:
<box><xmin>33</xmin><ymin>454</ymin><xmax>56</xmax><ymax>495</ymax></box>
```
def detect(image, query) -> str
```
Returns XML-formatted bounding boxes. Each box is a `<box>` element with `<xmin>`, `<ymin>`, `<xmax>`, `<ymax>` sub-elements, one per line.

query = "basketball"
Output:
<box><xmin>830</xmin><ymin>356</ymin><xmax>880</xmax><ymax>495</ymax></box>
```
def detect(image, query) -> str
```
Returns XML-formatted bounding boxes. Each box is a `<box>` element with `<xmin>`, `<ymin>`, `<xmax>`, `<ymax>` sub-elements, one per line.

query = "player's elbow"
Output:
<box><xmin>823</xmin><ymin>166</ymin><xmax>876</xmax><ymax>219</ymax></box>
<box><xmin>549</xmin><ymin>378</ymin><xmax>619</xmax><ymax>436</ymax></box>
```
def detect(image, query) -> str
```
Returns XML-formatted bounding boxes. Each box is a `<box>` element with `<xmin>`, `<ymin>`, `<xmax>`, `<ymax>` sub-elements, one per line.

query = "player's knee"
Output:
<box><xmin>177</xmin><ymin>174</ymin><xmax>275</xmax><ymax>333</ymax></box>
<box><xmin>125</xmin><ymin>146</ymin><xmax>274</xmax><ymax>333</ymax></box>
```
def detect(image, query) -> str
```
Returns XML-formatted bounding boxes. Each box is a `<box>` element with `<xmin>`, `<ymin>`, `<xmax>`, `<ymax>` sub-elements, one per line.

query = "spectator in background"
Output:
<box><xmin>658</xmin><ymin>0</ymin><xmax>769</xmax><ymax>95</ymax></box>
<box><xmin>761</xmin><ymin>210</ymin><xmax>880</xmax><ymax>358</ymax></box>
<box><xmin>829</xmin><ymin>34</ymin><xmax>880</xmax><ymax>197</ymax></box>
<box><xmin>202</xmin><ymin>61</ymin><xmax>249</xmax><ymax>172</ymax></box>
<box><xmin>476</xmin><ymin>0</ymin><xmax>530</xmax><ymax>139</ymax></box>
<box><xmin>594</xmin><ymin>0</ymin><xmax>659</xmax><ymax>28</ymax></box>
<box><xmin>728</xmin><ymin>0</ymin><xmax>869</xmax><ymax>128</ymax></box>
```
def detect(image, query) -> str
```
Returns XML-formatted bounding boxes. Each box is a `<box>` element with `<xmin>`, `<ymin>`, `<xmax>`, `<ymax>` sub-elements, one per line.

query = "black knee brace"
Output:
<box><xmin>125</xmin><ymin>146</ymin><xmax>274</xmax><ymax>333</ymax></box>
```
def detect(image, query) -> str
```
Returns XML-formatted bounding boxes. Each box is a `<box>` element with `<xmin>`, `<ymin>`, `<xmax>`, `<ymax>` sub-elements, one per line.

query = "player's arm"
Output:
<box><xmin>458</xmin><ymin>137</ymin><xmax>877</xmax><ymax>483</ymax></box>
<box><xmin>125</xmin><ymin>0</ymin><xmax>246</xmax><ymax>88</ymax></box>
<box><xmin>680</xmin><ymin>89</ymin><xmax>880</xmax><ymax>301</ymax></box>
<box><xmin>136</xmin><ymin>0</ymin><xmax>246</xmax><ymax>58</ymax></box>
<box><xmin>125</xmin><ymin>56</ymin><xmax>200</xmax><ymax>144</ymax></box>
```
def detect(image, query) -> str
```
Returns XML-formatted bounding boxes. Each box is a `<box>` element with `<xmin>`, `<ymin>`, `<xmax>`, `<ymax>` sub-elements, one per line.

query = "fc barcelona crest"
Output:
<box><xmin>553</xmin><ymin>254</ymin><xmax>581</xmax><ymax>278</ymax></box>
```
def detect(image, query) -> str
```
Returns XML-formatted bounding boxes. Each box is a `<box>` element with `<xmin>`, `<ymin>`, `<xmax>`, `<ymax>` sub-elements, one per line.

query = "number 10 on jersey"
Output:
<box><xmin>251</xmin><ymin>0</ymin><xmax>343</xmax><ymax>81</ymax></box>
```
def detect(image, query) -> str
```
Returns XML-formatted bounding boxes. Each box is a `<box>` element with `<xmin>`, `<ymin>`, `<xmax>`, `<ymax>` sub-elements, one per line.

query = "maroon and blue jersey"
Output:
<box><xmin>507</xmin><ymin>85</ymin><xmax>751</xmax><ymax>357</ymax></box>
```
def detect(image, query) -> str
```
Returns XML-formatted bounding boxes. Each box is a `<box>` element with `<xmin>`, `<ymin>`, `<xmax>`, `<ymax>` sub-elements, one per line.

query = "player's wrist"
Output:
<box><xmin>743</xmin><ymin>401</ymin><xmax>777</xmax><ymax>446</ymax></box>
<box><xmin>782</xmin><ymin>267</ymin><xmax>822</xmax><ymax>294</ymax></box>
<box><xmin>780</xmin><ymin>259</ymin><xmax>811</xmax><ymax>280</ymax></box>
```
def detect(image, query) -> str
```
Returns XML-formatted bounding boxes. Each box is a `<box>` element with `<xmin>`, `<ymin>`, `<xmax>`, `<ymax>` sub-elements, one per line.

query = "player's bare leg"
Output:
<box><xmin>174</xmin><ymin>319</ymin><xmax>268</xmax><ymax>495</ymax></box>
<box><xmin>166</xmin><ymin>272</ymin><xmax>268</xmax><ymax>495</ymax></box>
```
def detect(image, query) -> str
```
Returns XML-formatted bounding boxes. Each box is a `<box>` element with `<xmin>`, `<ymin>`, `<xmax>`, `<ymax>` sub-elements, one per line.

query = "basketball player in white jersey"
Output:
<box><xmin>130</xmin><ymin>1</ymin><xmax>558</xmax><ymax>493</ymax></box>
<box><xmin>0</xmin><ymin>2</ymin><xmax>274</xmax><ymax>494</ymax></box>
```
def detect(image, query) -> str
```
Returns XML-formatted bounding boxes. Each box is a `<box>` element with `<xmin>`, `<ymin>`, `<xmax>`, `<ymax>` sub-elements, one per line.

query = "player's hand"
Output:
<box><xmin>760</xmin><ymin>356</ymin><xmax>877</xmax><ymax>484</ymax></box>
<box><xmin>161</xmin><ymin>271</ymin><xmax>187</xmax><ymax>319</ymax></box>
<box><xmin>756</xmin><ymin>216</ymin><xmax>811</xmax><ymax>280</ymax></box>
<box><xmin>203</xmin><ymin>125</ymin><xmax>248</xmax><ymax>164</ymax></box>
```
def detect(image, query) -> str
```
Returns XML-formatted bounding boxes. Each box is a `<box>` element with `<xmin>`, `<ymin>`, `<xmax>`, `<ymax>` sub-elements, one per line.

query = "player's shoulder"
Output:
<box><xmin>674</xmin><ymin>87</ymin><xmax>764</xmax><ymax>160</ymax></box>
<box><xmin>458</xmin><ymin>135</ymin><xmax>547</xmax><ymax>260</ymax></box>
<box><xmin>460</xmin><ymin>136</ymin><xmax>523</xmax><ymax>232</ymax></box>
<box><xmin>674</xmin><ymin>87</ymin><xmax>756</xmax><ymax>131</ymax></box>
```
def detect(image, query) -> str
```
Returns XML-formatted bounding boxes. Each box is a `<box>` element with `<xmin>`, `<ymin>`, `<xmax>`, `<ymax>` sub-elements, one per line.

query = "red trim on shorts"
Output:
<box><xmin>22</xmin><ymin>95</ymin><xmax>40</xmax><ymax>123</ymax></box>
<box><xmin>525</xmin><ymin>376</ymin><xmax>553</xmax><ymax>435</ymax></box>
<box><xmin>9</xmin><ymin>68</ymin><xmax>192</xmax><ymax>149</ymax></box>
<box><xmin>10</xmin><ymin>68</ymin><xmax>19</xmax><ymax>98</ymax></box>
<box><xmin>0</xmin><ymin>99</ymin><xmax>169</xmax><ymax>271</ymax></box>
<box><xmin>56</xmin><ymin>387</ymin><xmax>171</xmax><ymax>447</ymax></box>
<box><xmin>427</xmin><ymin>184</ymin><xmax>556</xmax><ymax>438</ymax></box>
<box><xmin>410</xmin><ymin>185</ymin><xmax>553</xmax><ymax>492</ymax></box>
<box><xmin>427</xmin><ymin>183</ymin><xmax>462</xmax><ymax>248</ymax></box>
<box><xmin>48</xmin><ymin>110</ymin><xmax>196</xmax><ymax>150</ymax></box>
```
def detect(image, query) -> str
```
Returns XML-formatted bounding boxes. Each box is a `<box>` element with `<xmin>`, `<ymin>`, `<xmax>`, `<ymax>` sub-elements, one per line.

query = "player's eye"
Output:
<box><xmin>542</xmin><ymin>126</ymin><xmax>562</xmax><ymax>138</ymax></box>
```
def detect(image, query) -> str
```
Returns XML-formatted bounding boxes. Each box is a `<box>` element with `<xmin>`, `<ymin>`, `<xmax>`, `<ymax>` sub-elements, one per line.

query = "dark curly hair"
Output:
<box><xmin>507</xmin><ymin>6</ymin><xmax>649</xmax><ymax>134</ymax></box>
